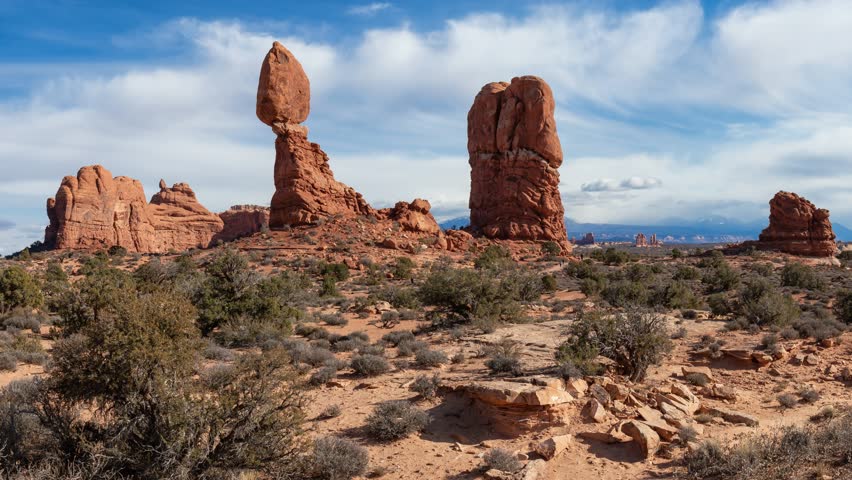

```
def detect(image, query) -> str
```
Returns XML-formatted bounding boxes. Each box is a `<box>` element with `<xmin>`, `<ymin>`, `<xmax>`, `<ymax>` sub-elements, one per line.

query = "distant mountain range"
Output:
<box><xmin>437</xmin><ymin>215</ymin><xmax>852</xmax><ymax>244</ymax></box>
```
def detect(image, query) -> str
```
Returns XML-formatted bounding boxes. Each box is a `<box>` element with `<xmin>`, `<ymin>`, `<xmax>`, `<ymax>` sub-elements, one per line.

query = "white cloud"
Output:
<box><xmin>347</xmin><ymin>3</ymin><xmax>392</xmax><ymax>17</ymax></box>
<box><xmin>5</xmin><ymin>1</ymin><xmax>852</xmax><ymax>252</ymax></box>
<box><xmin>581</xmin><ymin>177</ymin><xmax>662</xmax><ymax>192</ymax></box>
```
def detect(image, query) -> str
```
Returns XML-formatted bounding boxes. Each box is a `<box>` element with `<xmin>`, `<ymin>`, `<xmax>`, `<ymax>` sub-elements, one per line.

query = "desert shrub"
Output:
<box><xmin>0</xmin><ymin>330</ymin><xmax>46</xmax><ymax>367</ymax></box>
<box><xmin>377</xmin><ymin>286</ymin><xmax>421</xmax><ymax>309</ymax></box>
<box><xmin>778</xmin><ymin>393</ymin><xmax>798</xmax><ymax>409</ymax></box>
<box><xmin>203</xmin><ymin>341</ymin><xmax>234</xmax><ymax>361</ymax></box>
<box><xmin>2</xmin><ymin>308</ymin><xmax>45</xmax><ymax>333</ymax></box>
<box><xmin>656</xmin><ymin>281</ymin><xmax>700</xmax><ymax>309</ymax></box>
<box><xmin>3</xmin><ymin>283</ymin><xmax>310</xmax><ymax>479</ymax></box>
<box><xmin>671</xmin><ymin>248</ymin><xmax>684</xmax><ymax>259</ymax></box>
<box><xmin>673</xmin><ymin>265</ymin><xmax>700</xmax><ymax>281</ymax></box>
<box><xmin>792</xmin><ymin>314</ymin><xmax>845</xmax><ymax>341</ymax></box>
<box><xmin>216</xmin><ymin>309</ymin><xmax>302</xmax><ymax>347</ymax></box>
<box><xmin>781</xmin><ymin>263</ymin><xmax>825</xmax><ymax>290</ymax></box>
<box><xmin>320</xmin><ymin>313</ymin><xmax>348</xmax><ymax>326</ymax></box>
<box><xmin>451</xmin><ymin>352</ymin><xmax>465</xmax><ymax>364</ymax></box>
<box><xmin>418</xmin><ymin>265</ymin><xmax>527</xmax><ymax>329</ymax></box>
<box><xmin>685</xmin><ymin>373</ymin><xmax>709</xmax><ymax>387</ymax></box>
<box><xmin>191</xmin><ymin>250</ymin><xmax>309</xmax><ymax>335</ymax></box>
<box><xmin>760</xmin><ymin>333</ymin><xmax>778</xmax><ymax>350</ymax></box>
<box><xmin>318</xmin><ymin>262</ymin><xmax>350</xmax><ymax>282</ymax></box>
<box><xmin>474</xmin><ymin>245</ymin><xmax>514</xmax><ymax>271</ymax></box>
<box><xmin>485</xmin><ymin>355</ymin><xmax>523</xmax><ymax>376</ymax></box>
<box><xmin>0</xmin><ymin>266</ymin><xmax>43</xmax><ymax>314</ymax></box>
<box><xmin>0</xmin><ymin>352</ymin><xmax>15</xmax><ymax>371</ymax></box>
<box><xmin>834</xmin><ymin>290</ymin><xmax>852</xmax><ymax>324</ymax></box>
<box><xmin>580</xmin><ymin>277</ymin><xmax>607</xmax><ymax>297</ymax></box>
<box><xmin>557</xmin><ymin>309</ymin><xmax>672</xmax><ymax>382</ymax></box>
<box><xmin>679</xmin><ymin>425</ymin><xmax>699</xmax><ymax>444</ymax></box>
<box><xmin>414</xmin><ymin>349</ymin><xmax>448</xmax><ymax>368</ymax></box>
<box><xmin>626</xmin><ymin>264</ymin><xmax>656</xmax><ymax>283</ymax></box>
<box><xmin>303</xmin><ymin>347</ymin><xmax>338</xmax><ymax>367</ymax></box>
<box><xmin>350</xmin><ymin>354</ymin><xmax>390</xmax><ymax>376</ymax></box>
<box><xmin>556</xmin><ymin>360</ymin><xmax>583</xmax><ymax>380</ymax></box>
<box><xmin>602</xmin><ymin>280</ymin><xmax>648</xmax><ymax>307</ymax></box>
<box><xmin>310</xmin><ymin>366</ymin><xmax>338</xmax><ymax>386</ymax></box>
<box><xmin>541</xmin><ymin>274</ymin><xmax>558</xmax><ymax>292</ymax></box>
<box><xmin>483</xmin><ymin>448</ymin><xmax>522</xmax><ymax>473</ymax></box>
<box><xmin>320</xmin><ymin>275</ymin><xmax>339</xmax><ymax>297</ymax></box>
<box><xmin>595</xmin><ymin>247</ymin><xmax>633</xmax><ymax>266</ymax></box>
<box><xmin>319</xmin><ymin>404</ymin><xmax>342</xmax><ymax>419</ymax></box>
<box><xmin>310</xmin><ymin>436</ymin><xmax>369</xmax><ymax>480</ymax></box>
<box><xmin>738</xmin><ymin>277</ymin><xmax>800</xmax><ymax>327</ymax></box>
<box><xmin>392</xmin><ymin>257</ymin><xmax>416</xmax><ymax>279</ymax></box>
<box><xmin>381</xmin><ymin>330</ymin><xmax>415</xmax><ymax>347</ymax></box>
<box><xmin>683</xmin><ymin>416</ymin><xmax>852</xmax><ymax>479</ymax></box>
<box><xmin>410</xmin><ymin>373</ymin><xmax>441</xmax><ymax>399</ymax></box>
<box><xmin>541</xmin><ymin>241</ymin><xmax>562</xmax><ymax>257</ymax></box>
<box><xmin>707</xmin><ymin>293</ymin><xmax>733</xmax><ymax>316</ymax></box>
<box><xmin>564</xmin><ymin>260</ymin><xmax>600</xmax><ymax>280</ymax></box>
<box><xmin>395</xmin><ymin>339</ymin><xmax>427</xmax><ymax>357</ymax></box>
<box><xmin>365</xmin><ymin>401</ymin><xmax>428</xmax><ymax>441</ymax></box>
<box><xmin>702</xmin><ymin>261</ymin><xmax>740</xmax><ymax>293</ymax></box>
<box><xmin>799</xmin><ymin>388</ymin><xmax>820</xmax><ymax>404</ymax></box>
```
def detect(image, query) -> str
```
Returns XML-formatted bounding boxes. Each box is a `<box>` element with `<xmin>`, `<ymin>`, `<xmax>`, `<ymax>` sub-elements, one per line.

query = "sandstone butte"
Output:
<box><xmin>44</xmin><ymin>166</ymin><xmax>271</xmax><ymax>253</ymax></box>
<box><xmin>467</xmin><ymin>76</ymin><xmax>569</xmax><ymax>251</ymax></box>
<box><xmin>749</xmin><ymin>191</ymin><xmax>838</xmax><ymax>257</ymax></box>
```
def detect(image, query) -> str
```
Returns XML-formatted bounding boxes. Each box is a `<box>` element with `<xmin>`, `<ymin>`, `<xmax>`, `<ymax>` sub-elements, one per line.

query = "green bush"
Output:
<box><xmin>392</xmin><ymin>257</ymin><xmax>416</xmax><ymax>279</ymax></box>
<box><xmin>474</xmin><ymin>245</ymin><xmax>514</xmax><ymax>271</ymax></box>
<box><xmin>541</xmin><ymin>241</ymin><xmax>562</xmax><ymax>257</ymax></box>
<box><xmin>673</xmin><ymin>265</ymin><xmax>700</xmax><ymax>281</ymax></box>
<box><xmin>780</xmin><ymin>263</ymin><xmax>825</xmax><ymax>290</ymax></box>
<box><xmin>414</xmin><ymin>349</ymin><xmax>448</xmax><ymax>368</ymax></box>
<box><xmin>834</xmin><ymin>290</ymin><xmax>852</xmax><ymax>324</ymax></box>
<box><xmin>702</xmin><ymin>261</ymin><xmax>740</xmax><ymax>293</ymax></box>
<box><xmin>318</xmin><ymin>262</ymin><xmax>350</xmax><ymax>282</ymax></box>
<box><xmin>656</xmin><ymin>281</ymin><xmax>700</xmax><ymax>309</ymax></box>
<box><xmin>0</xmin><ymin>266</ymin><xmax>43</xmax><ymax>314</ymax></box>
<box><xmin>557</xmin><ymin>309</ymin><xmax>672</xmax><ymax>382</ymax></box>
<box><xmin>410</xmin><ymin>373</ymin><xmax>441</xmax><ymax>399</ymax></box>
<box><xmin>602</xmin><ymin>280</ymin><xmax>648</xmax><ymax>307</ymax></box>
<box><xmin>738</xmin><ymin>277</ymin><xmax>800</xmax><ymax>327</ymax></box>
<box><xmin>541</xmin><ymin>274</ymin><xmax>558</xmax><ymax>292</ymax></box>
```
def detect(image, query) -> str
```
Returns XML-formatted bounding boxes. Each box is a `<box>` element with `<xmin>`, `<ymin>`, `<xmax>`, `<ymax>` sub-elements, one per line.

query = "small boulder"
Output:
<box><xmin>621</xmin><ymin>420</ymin><xmax>661</xmax><ymax>458</ymax></box>
<box><xmin>534</xmin><ymin>434</ymin><xmax>573</xmax><ymax>460</ymax></box>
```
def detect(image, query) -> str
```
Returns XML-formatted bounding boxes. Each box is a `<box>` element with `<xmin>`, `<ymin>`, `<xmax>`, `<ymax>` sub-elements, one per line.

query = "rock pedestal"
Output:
<box><xmin>467</xmin><ymin>76</ymin><xmax>568</xmax><ymax>247</ymax></box>
<box><xmin>754</xmin><ymin>191</ymin><xmax>837</xmax><ymax>257</ymax></box>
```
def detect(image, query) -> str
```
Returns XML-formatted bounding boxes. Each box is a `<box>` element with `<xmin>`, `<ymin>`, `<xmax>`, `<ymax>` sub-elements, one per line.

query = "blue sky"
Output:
<box><xmin>2</xmin><ymin>0</ymin><xmax>852</xmax><ymax>253</ymax></box>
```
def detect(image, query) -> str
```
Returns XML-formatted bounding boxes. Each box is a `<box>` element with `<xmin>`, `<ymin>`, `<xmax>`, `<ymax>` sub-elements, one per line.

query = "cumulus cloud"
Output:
<box><xmin>582</xmin><ymin>177</ymin><xmax>662</xmax><ymax>192</ymax></box>
<box><xmin>4</xmin><ymin>0</ymin><xmax>852</xmax><ymax>252</ymax></box>
<box><xmin>347</xmin><ymin>3</ymin><xmax>392</xmax><ymax>17</ymax></box>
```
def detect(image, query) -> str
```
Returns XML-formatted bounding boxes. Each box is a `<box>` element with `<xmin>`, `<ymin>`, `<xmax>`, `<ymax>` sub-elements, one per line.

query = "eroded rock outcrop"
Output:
<box><xmin>257</xmin><ymin>42</ymin><xmax>374</xmax><ymax>228</ymax></box>
<box><xmin>467</xmin><ymin>76</ymin><xmax>568</xmax><ymax>248</ymax></box>
<box><xmin>45</xmin><ymin>166</ymin><xmax>223</xmax><ymax>253</ymax></box>
<box><xmin>752</xmin><ymin>191</ymin><xmax>837</xmax><ymax>257</ymax></box>
<box><xmin>381</xmin><ymin>198</ymin><xmax>440</xmax><ymax>234</ymax></box>
<box><xmin>215</xmin><ymin>205</ymin><xmax>270</xmax><ymax>243</ymax></box>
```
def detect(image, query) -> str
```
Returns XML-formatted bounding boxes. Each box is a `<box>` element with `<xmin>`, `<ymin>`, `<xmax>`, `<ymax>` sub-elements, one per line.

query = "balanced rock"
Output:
<box><xmin>257</xmin><ymin>42</ymin><xmax>375</xmax><ymax>229</ymax></box>
<box><xmin>467</xmin><ymin>76</ymin><xmax>568</xmax><ymax>247</ymax></box>
<box><xmin>753</xmin><ymin>191</ymin><xmax>837</xmax><ymax>257</ymax></box>
<box><xmin>215</xmin><ymin>205</ymin><xmax>270</xmax><ymax>243</ymax></box>
<box><xmin>256</xmin><ymin>41</ymin><xmax>310</xmax><ymax>125</ymax></box>
<box><xmin>45</xmin><ymin>166</ymin><xmax>223</xmax><ymax>253</ymax></box>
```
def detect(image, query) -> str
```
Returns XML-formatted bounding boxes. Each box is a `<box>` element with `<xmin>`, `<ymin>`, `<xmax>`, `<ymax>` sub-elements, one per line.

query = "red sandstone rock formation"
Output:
<box><xmin>257</xmin><ymin>42</ymin><xmax>374</xmax><ymax>228</ymax></box>
<box><xmin>467</xmin><ymin>76</ymin><xmax>568</xmax><ymax>248</ymax></box>
<box><xmin>45</xmin><ymin>166</ymin><xmax>223</xmax><ymax>253</ymax></box>
<box><xmin>215</xmin><ymin>205</ymin><xmax>270</xmax><ymax>243</ymax></box>
<box><xmin>635</xmin><ymin>233</ymin><xmax>647</xmax><ymax>247</ymax></box>
<box><xmin>753</xmin><ymin>191</ymin><xmax>837</xmax><ymax>257</ymax></box>
<box><xmin>380</xmin><ymin>199</ymin><xmax>440</xmax><ymax>234</ymax></box>
<box><xmin>576</xmin><ymin>232</ymin><xmax>596</xmax><ymax>246</ymax></box>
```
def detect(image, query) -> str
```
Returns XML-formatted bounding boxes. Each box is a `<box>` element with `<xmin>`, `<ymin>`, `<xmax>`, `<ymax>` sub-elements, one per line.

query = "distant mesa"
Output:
<box><xmin>467</xmin><ymin>76</ymin><xmax>569</xmax><ymax>251</ymax></box>
<box><xmin>635</xmin><ymin>233</ymin><xmax>662</xmax><ymax>247</ymax></box>
<box><xmin>45</xmin><ymin>166</ymin><xmax>224</xmax><ymax>253</ymax></box>
<box><xmin>574</xmin><ymin>232</ymin><xmax>596</xmax><ymax>246</ymax></box>
<box><xmin>744</xmin><ymin>191</ymin><xmax>838</xmax><ymax>257</ymax></box>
